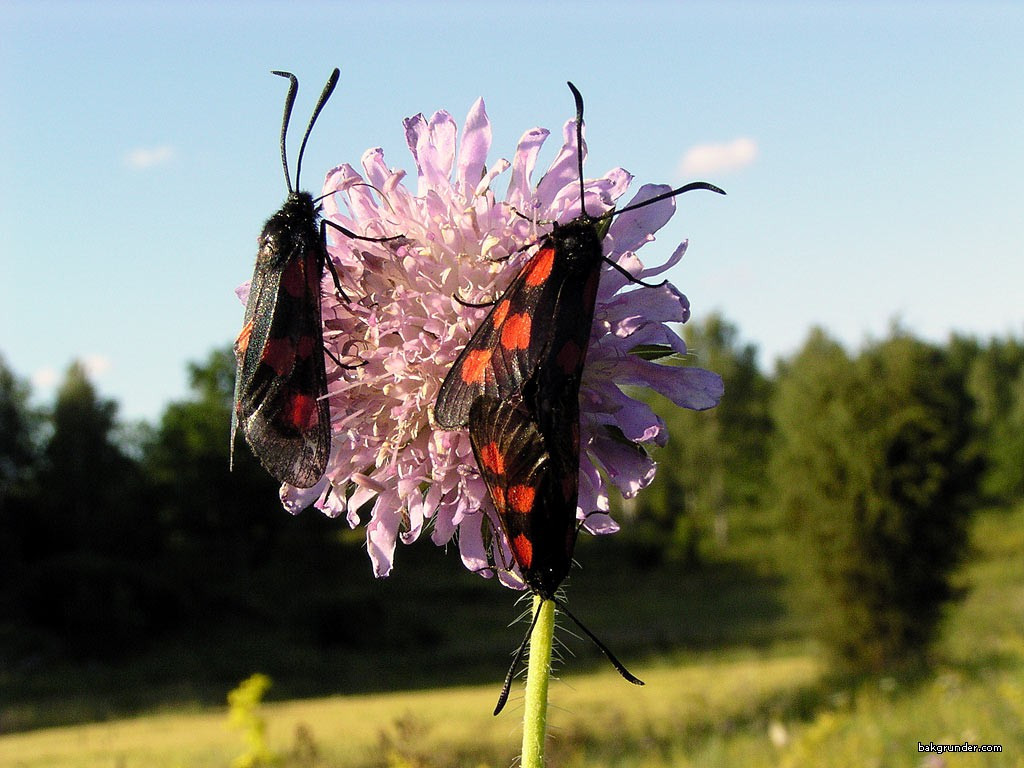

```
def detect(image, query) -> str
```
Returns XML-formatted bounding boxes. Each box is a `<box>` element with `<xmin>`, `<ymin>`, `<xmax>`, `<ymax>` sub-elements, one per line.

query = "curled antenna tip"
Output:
<box><xmin>565</xmin><ymin>82</ymin><xmax>587</xmax><ymax>218</ymax></box>
<box><xmin>676</xmin><ymin>181</ymin><xmax>727</xmax><ymax>196</ymax></box>
<box><xmin>293</xmin><ymin>68</ymin><xmax>341</xmax><ymax>191</ymax></box>
<box><xmin>566</xmin><ymin>81</ymin><xmax>584</xmax><ymax>112</ymax></box>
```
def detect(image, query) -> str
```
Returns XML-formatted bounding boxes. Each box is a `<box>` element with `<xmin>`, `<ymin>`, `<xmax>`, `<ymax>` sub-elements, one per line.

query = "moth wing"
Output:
<box><xmin>233</xmin><ymin>236</ymin><xmax>330</xmax><ymax>488</ymax></box>
<box><xmin>468</xmin><ymin>395</ymin><xmax>577</xmax><ymax>596</ymax></box>
<box><xmin>436</xmin><ymin>243</ymin><xmax>566</xmax><ymax>428</ymax></box>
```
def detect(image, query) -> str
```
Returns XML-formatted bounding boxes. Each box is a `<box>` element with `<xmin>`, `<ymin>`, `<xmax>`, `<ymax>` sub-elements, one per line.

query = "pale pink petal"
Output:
<box><xmin>589</xmin><ymin>431</ymin><xmax>657</xmax><ymax>498</ymax></box>
<box><xmin>618</xmin><ymin>360</ymin><xmax>725</xmax><ymax>411</ymax></box>
<box><xmin>457</xmin><ymin>509</ymin><xmax>489</xmax><ymax>572</ymax></box>
<box><xmin>641</xmin><ymin>240</ymin><xmax>689</xmax><ymax>280</ymax></box>
<box><xmin>582</xmin><ymin>512</ymin><xmax>619</xmax><ymax>535</ymax></box>
<box><xmin>600</xmin><ymin>283</ymin><xmax>692</xmax><ymax>337</ymax></box>
<box><xmin>577</xmin><ymin>459</ymin><xmax>612</xmax><ymax>520</ymax></box>
<box><xmin>583</xmin><ymin>381</ymin><xmax>667</xmax><ymax>446</ymax></box>
<box><xmin>367</xmin><ymin>490</ymin><xmax>402</xmax><ymax>577</ymax></box>
<box><xmin>535</xmin><ymin>120</ymin><xmax>584</xmax><ymax>214</ymax></box>
<box><xmin>456</xmin><ymin>98</ymin><xmax>491</xmax><ymax>195</ymax></box>
<box><xmin>506</xmin><ymin>128</ymin><xmax>550</xmax><ymax>209</ymax></box>
<box><xmin>281</xmin><ymin>478</ymin><xmax>329</xmax><ymax>516</ymax></box>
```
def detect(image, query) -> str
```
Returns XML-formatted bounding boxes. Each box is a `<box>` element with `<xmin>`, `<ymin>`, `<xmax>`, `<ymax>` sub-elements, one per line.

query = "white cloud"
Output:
<box><xmin>680</xmin><ymin>137</ymin><xmax>758</xmax><ymax>176</ymax></box>
<box><xmin>124</xmin><ymin>145</ymin><xmax>175</xmax><ymax>170</ymax></box>
<box><xmin>82</xmin><ymin>354</ymin><xmax>112</xmax><ymax>378</ymax></box>
<box><xmin>32</xmin><ymin>367</ymin><xmax>58</xmax><ymax>389</ymax></box>
<box><xmin>31</xmin><ymin>356</ymin><xmax>111</xmax><ymax>390</ymax></box>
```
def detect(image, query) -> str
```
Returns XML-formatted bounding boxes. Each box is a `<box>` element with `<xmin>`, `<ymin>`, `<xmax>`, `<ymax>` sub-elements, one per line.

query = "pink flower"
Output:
<box><xmin>278</xmin><ymin>98</ymin><xmax>723</xmax><ymax>585</ymax></box>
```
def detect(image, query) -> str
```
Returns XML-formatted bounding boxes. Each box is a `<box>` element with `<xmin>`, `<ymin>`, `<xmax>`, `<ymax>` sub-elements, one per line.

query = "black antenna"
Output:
<box><xmin>271</xmin><ymin>68</ymin><xmax>340</xmax><ymax>194</ymax></box>
<box><xmin>566</xmin><ymin>81</ymin><xmax>588</xmax><ymax>219</ymax></box>
<box><xmin>295</xmin><ymin>68</ymin><xmax>340</xmax><ymax>191</ymax></box>
<box><xmin>271</xmin><ymin>71</ymin><xmax>299</xmax><ymax>193</ymax></box>
<box><xmin>562</xmin><ymin>81</ymin><xmax>727</xmax><ymax>228</ymax></box>
<box><xmin>613</xmin><ymin>180</ymin><xmax>726</xmax><ymax>218</ymax></box>
<box><xmin>553</xmin><ymin>596</ymin><xmax>643</xmax><ymax>686</ymax></box>
<box><xmin>494</xmin><ymin>604</ymin><xmax>543</xmax><ymax>716</ymax></box>
<box><xmin>492</xmin><ymin>596</ymin><xmax>643</xmax><ymax>716</ymax></box>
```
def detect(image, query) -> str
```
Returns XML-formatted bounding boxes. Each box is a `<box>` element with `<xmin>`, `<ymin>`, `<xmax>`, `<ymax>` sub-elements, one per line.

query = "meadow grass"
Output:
<box><xmin>0</xmin><ymin>652</ymin><xmax>820</xmax><ymax>768</ymax></box>
<box><xmin>1</xmin><ymin>504</ymin><xmax>1021</xmax><ymax>767</ymax></box>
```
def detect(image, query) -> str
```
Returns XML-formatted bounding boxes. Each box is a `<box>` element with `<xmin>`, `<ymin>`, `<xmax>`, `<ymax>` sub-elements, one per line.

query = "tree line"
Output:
<box><xmin>1</xmin><ymin>315</ymin><xmax>1022</xmax><ymax>672</ymax></box>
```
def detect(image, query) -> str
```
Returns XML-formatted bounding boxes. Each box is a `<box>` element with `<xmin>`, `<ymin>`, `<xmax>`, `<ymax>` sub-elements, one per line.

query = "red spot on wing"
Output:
<box><xmin>308</xmin><ymin>255</ymin><xmax>322</xmax><ymax>293</ymax></box>
<box><xmin>261</xmin><ymin>337</ymin><xmax>295</xmax><ymax>376</ymax></box>
<box><xmin>285</xmin><ymin>390</ymin><xmax>319</xmax><ymax>430</ymax></box>
<box><xmin>479</xmin><ymin>441</ymin><xmax>506</xmax><ymax>475</ymax></box>
<box><xmin>281</xmin><ymin>256</ymin><xmax>308</xmax><ymax>298</ymax></box>
<box><xmin>508</xmin><ymin>485</ymin><xmax>536</xmax><ymax>514</ymax></box>
<box><xmin>235</xmin><ymin>320</ymin><xmax>254</xmax><ymax>358</ymax></box>
<box><xmin>511</xmin><ymin>533</ymin><xmax>533</xmax><ymax>568</ymax></box>
<box><xmin>492</xmin><ymin>300</ymin><xmax>510</xmax><ymax>327</ymax></box>
<box><xmin>525</xmin><ymin>246</ymin><xmax>555</xmax><ymax>287</ymax></box>
<box><xmin>296</xmin><ymin>335</ymin><xmax>315</xmax><ymax>359</ymax></box>
<box><xmin>500</xmin><ymin>313</ymin><xmax>532</xmax><ymax>350</ymax></box>
<box><xmin>460</xmin><ymin>349</ymin><xmax>493</xmax><ymax>384</ymax></box>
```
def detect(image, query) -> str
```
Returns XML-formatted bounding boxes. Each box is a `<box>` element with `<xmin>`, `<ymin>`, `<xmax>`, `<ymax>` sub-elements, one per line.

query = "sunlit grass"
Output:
<box><xmin>2</xmin><ymin>505</ymin><xmax>1021</xmax><ymax>767</ymax></box>
<box><xmin>0</xmin><ymin>653</ymin><xmax>819</xmax><ymax>768</ymax></box>
<box><xmin>5</xmin><ymin>650</ymin><xmax>1019</xmax><ymax>768</ymax></box>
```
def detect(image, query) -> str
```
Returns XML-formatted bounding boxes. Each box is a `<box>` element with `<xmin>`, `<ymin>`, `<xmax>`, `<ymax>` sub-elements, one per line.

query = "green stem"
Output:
<box><xmin>521</xmin><ymin>596</ymin><xmax>555</xmax><ymax>768</ymax></box>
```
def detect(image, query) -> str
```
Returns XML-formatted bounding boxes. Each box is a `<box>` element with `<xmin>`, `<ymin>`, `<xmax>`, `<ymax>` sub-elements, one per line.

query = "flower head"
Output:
<box><xmin>277</xmin><ymin>98</ymin><xmax>723</xmax><ymax>585</ymax></box>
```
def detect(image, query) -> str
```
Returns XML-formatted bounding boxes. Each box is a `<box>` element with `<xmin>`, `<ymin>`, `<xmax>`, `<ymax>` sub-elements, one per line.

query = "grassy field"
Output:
<box><xmin>2</xmin><ymin>505</ymin><xmax>1022</xmax><ymax>767</ymax></box>
<box><xmin>0</xmin><ymin>653</ymin><xmax>820</xmax><ymax>768</ymax></box>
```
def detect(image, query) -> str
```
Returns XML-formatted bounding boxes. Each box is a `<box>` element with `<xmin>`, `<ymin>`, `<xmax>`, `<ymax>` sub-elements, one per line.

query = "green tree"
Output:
<box><xmin>142</xmin><ymin>346</ymin><xmax>345</xmax><ymax>629</ymax></box>
<box><xmin>20</xmin><ymin>361</ymin><xmax>166</xmax><ymax>657</ymax></box>
<box><xmin>0</xmin><ymin>356</ymin><xmax>41</xmax><ymax>623</ymax></box>
<box><xmin>772</xmin><ymin>329</ymin><xmax>978</xmax><ymax>670</ymax></box>
<box><xmin>0</xmin><ymin>355</ymin><xmax>38</xmax><ymax>500</ymax></box>
<box><xmin>145</xmin><ymin>346</ymin><xmax>285</xmax><ymax>572</ymax></box>
<box><xmin>636</xmin><ymin>314</ymin><xmax>772</xmax><ymax>563</ymax></box>
<box><xmin>39</xmin><ymin>363</ymin><xmax>142</xmax><ymax>553</ymax></box>
<box><xmin>965</xmin><ymin>336</ymin><xmax>1024</xmax><ymax>500</ymax></box>
<box><xmin>988</xmin><ymin>367</ymin><xmax>1024</xmax><ymax>498</ymax></box>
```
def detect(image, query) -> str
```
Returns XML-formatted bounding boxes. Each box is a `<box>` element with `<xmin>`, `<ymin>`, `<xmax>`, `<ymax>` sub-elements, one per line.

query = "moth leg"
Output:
<box><xmin>453</xmin><ymin>292</ymin><xmax>501</xmax><ymax>309</ymax></box>
<box><xmin>322</xmin><ymin>217</ymin><xmax>401</xmax><ymax>244</ymax></box>
<box><xmin>323</xmin><ymin>339</ymin><xmax>366</xmax><ymax>370</ymax></box>
<box><xmin>508</xmin><ymin>206</ymin><xmax>532</xmax><ymax>223</ymax></box>
<box><xmin>483</xmin><ymin>507</ymin><xmax>517</xmax><ymax>574</ymax></box>
<box><xmin>602</xmin><ymin>256</ymin><xmax>668</xmax><ymax>289</ymax></box>
<box><xmin>320</xmin><ymin>219</ymin><xmax>404</xmax><ymax>300</ymax></box>
<box><xmin>451</xmin><ymin>264</ymin><xmax>520</xmax><ymax>307</ymax></box>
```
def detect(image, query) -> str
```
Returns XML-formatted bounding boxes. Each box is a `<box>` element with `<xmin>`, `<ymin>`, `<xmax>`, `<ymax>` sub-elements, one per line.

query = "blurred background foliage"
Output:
<box><xmin>1</xmin><ymin>314</ymin><xmax>1022</xmax><ymax>735</ymax></box>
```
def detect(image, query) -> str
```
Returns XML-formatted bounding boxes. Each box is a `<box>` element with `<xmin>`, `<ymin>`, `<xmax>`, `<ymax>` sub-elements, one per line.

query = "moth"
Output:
<box><xmin>435</xmin><ymin>82</ymin><xmax>725</xmax><ymax>714</ymax></box>
<box><xmin>232</xmin><ymin>68</ymin><xmax>394</xmax><ymax>488</ymax></box>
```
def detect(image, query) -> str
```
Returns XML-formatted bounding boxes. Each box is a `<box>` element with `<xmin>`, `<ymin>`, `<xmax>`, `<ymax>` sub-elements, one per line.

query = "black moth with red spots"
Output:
<box><xmin>232</xmin><ymin>68</ymin><xmax>394</xmax><ymax>488</ymax></box>
<box><xmin>435</xmin><ymin>82</ymin><xmax>724</xmax><ymax>714</ymax></box>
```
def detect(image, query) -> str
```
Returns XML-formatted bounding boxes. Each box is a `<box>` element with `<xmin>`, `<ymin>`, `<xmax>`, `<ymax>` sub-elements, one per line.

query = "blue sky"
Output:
<box><xmin>2</xmin><ymin>2</ymin><xmax>1021</xmax><ymax>422</ymax></box>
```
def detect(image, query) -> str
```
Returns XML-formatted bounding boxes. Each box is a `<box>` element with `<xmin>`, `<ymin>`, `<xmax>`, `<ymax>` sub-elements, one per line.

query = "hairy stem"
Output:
<box><xmin>521</xmin><ymin>596</ymin><xmax>555</xmax><ymax>768</ymax></box>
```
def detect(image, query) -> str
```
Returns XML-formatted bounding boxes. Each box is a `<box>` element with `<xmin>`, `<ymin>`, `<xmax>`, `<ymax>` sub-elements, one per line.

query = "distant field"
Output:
<box><xmin>2</xmin><ymin>505</ymin><xmax>1021</xmax><ymax>767</ymax></box>
<box><xmin>0</xmin><ymin>653</ymin><xmax>822</xmax><ymax>768</ymax></box>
